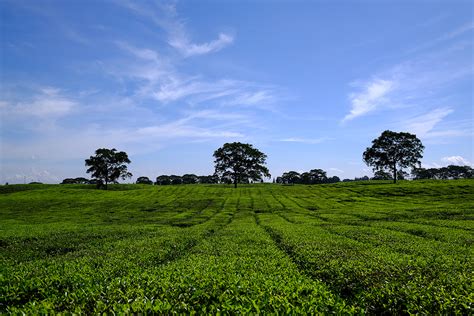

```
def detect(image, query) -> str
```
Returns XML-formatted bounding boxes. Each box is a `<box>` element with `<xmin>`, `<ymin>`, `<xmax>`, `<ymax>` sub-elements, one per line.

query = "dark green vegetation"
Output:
<box><xmin>85</xmin><ymin>148</ymin><xmax>132</xmax><ymax>189</ymax></box>
<box><xmin>363</xmin><ymin>130</ymin><xmax>424</xmax><ymax>183</ymax></box>
<box><xmin>214</xmin><ymin>142</ymin><xmax>271</xmax><ymax>188</ymax></box>
<box><xmin>1</xmin><ymin>181</ymin><xmax>473</xmax><ymax>313</ymax></box>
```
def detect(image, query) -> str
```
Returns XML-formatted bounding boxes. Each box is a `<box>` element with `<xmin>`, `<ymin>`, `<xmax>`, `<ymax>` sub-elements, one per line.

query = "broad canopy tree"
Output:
<box><xmin>363</xmin><ymin>130</ymin><xmax>424</xmax><ymax>183</ymax></box>
<box><xmin>136</xmin><ymin>176</ymin><xmax>153</xmax><ymax>185</ymax></box>
<box><xmin>213</xmin><ymin>142</ymin><xmax>270</xmax><ymax>188</ymax></box>
<box><xmin>85</xmin><ymin>148</ymin><xmax>132</xmax><ymax>189</ymax></box>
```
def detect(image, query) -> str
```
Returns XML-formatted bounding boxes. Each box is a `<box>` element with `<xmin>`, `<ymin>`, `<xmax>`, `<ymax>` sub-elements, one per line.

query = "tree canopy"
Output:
<box><xmin>412</xmin><ymin>165</ymin><xmax>473</xmax><ymax>180</ymax></box>
<box><xmin>213</xmin><ymin>142</ymin><xmax>270</xmax><ymax>188</ymax></box>
<box><xmin>276</xmin><ymin>169</ymin><xmax>338</xmax><ymax>185</ymax></box>
<box><xmin>363</xmin><ymin>130</ymin><xmax>424</xmax><ymax>183</ymax></box>
<box><xmin>136</xmin><ymin>176</ymin><xmax>153</xmax><ymax>185</ymax></box>
<box><xmin>85</xmin><ymin>148</ymin><xmax>132</xmax><ymax>189</ymax></box>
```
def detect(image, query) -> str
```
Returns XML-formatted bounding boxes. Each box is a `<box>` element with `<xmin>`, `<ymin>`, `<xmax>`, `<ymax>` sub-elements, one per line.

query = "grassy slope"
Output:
<box><xmin>0</xmin><ymin>180</ymin><xmax>472</xmax><ymax>313</ymax></box>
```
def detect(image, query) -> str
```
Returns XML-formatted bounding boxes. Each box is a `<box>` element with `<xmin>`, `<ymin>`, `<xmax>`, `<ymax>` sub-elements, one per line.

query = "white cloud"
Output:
<box><xmin>279</xmin><ymin>137</ymin><xmax>329</xmax><ymax>144</ymax></box>
<box><xmin>343</xmin><ymin>79</ymin><xmax>394</xmax><ymax>122</ymax></box>
<box><xmin>182</xmin><ymin>109</ymin><xmax>249</xmax><ymax>123</ymax></box>
<box><xmin>115</xmin><ymin>0</ymin><xmax>233</xmax><ymax>57</ymax></box>
<box><xmin>403</xmin><ymin>107</ymin><xmax>454</xmax><ymax>138</ymax></box>
<box><xmin>224</xmin><ymin>90</ymin><xmax>275</xmax><ymax>107</ymax></box>
<box><xmin>136</xmin><ymin>123</ymin><xmax>243</xmax><ymax>140</ymax></box>
<box><xmin>344</xmin><ymin>35</ymin><xmax>472</xmax><ymax>125</ymax></box>
<box><xmin>439</xmin><ymin>22</ymin><xmax>474</xmax><ymax>41</ymax></box>
<box><xmin>329</xmin><ymin>168</ymin><xmax>344</xmax><ymax>173</ymax></box>
<box><xmin>151</xmin><ymin>78</ymin><xmax>236</xmax><ymax>103</ymax></box>
<box><xmin>4</xmin><ymin>87</ymin><xmax>76</xmax><ymax>119</ymax></box>
<box><xmin>441</xmin><ymin>156</ymin><xmax>472</xmax><ymax>166</ymax></box>
<box><xmin>116</xmin><ymin>41</ymin><xmax>160</xmax><ymax>62</ymax></box>
<box><xmin>0</xmin><ymin>167</ymin><xmax>61</xmax><ymax>184</ymax></box>
<box><xmin>113</xmin><ymin>40</ymin><xmax>277</xmax><ymax>108</ymax></box>
<box><xmin>169</xmin><ymin>32</ymin><xmax>234</xmax><ymax>57</ymax></box>
<box><xmin>408</xmin><ymin>21</ymin><xmax>474</xmax><ymax>54</ymax></box>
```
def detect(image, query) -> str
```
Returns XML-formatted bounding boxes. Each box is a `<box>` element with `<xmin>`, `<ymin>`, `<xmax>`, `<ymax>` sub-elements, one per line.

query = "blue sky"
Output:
<box><xmin>1</xmin><ymin>0</ymin><xmax>473</xmax><ymax>183</ymax></box>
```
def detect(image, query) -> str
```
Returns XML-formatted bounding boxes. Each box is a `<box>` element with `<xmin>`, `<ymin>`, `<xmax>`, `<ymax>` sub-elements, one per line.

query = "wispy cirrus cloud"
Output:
<box><xmin>112</xmin><ymin>40</ymin><xmax>279</xmax><ymax>110</ymax></box>
<box><xmin>422</xmin><ymin>155</ymin><xmax>473</xmax><ymax>169</ymax></box>
<box><xmin>108</xmin><ymin>2</ymin><xmax>277</xmax><ymax>115</ymax></box>
<box><xmin>400</xmin><ymin>106</ymin><xmax>472</xmax><ymax>142</ymax></box>
<box><xmin>223</xmin><ymin>90</ymin><xmax>276</xmax><ymax>108</ymax></box>
<box><xmin>329</xmin><ymin>167</ymin><xmax>344</xmax><ymax>173</ymax></box>
<box><xmin>441</xmin><ymin>156</ymin><xmax>472</xmax><ymax>166</ymax></box>
<box><xmin>343</xmin><ymin>79</ymin><xmax>394</xmax><ymax>122</ymax></box>
<box><xmin>343</xmin><ymin>26</ymin><xmax>472</xmax><ymax>125</ymax></box>
<box><xmin>403</xmin><ymin>107</ymin><xmax>454</xmax><ymax>138</ymax></box>
<box><xmin>169</xmin><ymin>32</ymin><xmax>234</xmax><ymax>57</ymax></box>
<box><xmin>115</xmin><ymin>41</ymin><xmax>160</xmax><ymax>62</ymax></box>
<box><xmin>115</xmin><ymin>0</ymin><xmax>234</xmax><ymax>57</ymax></box>
<box><xmin>2</xmin><ymin>87</ymin><xmax>76</xmax><ymax>120</ymax></box>
<box><xmin>279</xmin><ymin>137</ymin><xmax>330</xmax><ymax>144</ymax></box>
<box><xmin>407</xmin><ymin>21</ymin><xmax>474</xmax><ymax>54</ymax></box>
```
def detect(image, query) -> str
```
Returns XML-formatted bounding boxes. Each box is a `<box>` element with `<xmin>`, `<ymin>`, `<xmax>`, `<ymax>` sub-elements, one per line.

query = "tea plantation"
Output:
<box><xmin>1</xmin><ymin>180</ymin><xmax>473</xmax><ymax>313</ymax></box>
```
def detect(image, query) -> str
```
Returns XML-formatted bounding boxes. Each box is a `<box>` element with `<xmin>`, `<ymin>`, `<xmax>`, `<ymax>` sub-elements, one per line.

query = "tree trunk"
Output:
<box><xmin>393</xmin><ymin>162</ymin><xmax>397</xmax><ymax>184</ymax></box>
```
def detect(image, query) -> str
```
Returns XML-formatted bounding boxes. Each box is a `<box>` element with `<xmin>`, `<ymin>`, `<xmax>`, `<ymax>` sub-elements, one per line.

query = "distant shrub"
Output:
<box><xmin>61</xmin><ymin>177</ymin><xmax>91</xmax><ymax>184</ymax></box>
<box><xmin>412</xmin><ymin>165</ymin><xmax>473</xmax><ymax>180</ymax></box>
<box><xmin>277</xmin><ymin>169</ymin><xmax>340</xmax><ymax>185</ymax></box>
<box><xmin>136</xmin><ymin>176</ymin><xmax>153</xmax><ymax>185</ymax></box>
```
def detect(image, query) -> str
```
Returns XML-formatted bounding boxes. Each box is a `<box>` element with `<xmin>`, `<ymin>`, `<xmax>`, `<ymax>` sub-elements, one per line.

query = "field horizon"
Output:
<box><xmin>1</xmin><ymin>180</ymin><xmax>473</xmax><ymax>313</ymax></box>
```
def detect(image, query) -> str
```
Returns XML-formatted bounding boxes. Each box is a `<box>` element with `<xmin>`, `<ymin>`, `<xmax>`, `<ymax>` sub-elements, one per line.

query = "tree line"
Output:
<box><xmin>275</xmin><ymin>169</ymin><xmax>341</xmax><ymax>184</ymax></box>
<box><xmin>61</xmin><ymin>130</ymin><xmax>471</xmax><ymax>189</ymax></box>
<box><xmin>412</xmin><ymin>165</ymin><xmax>473</xmax><ymax>180</ymax></box>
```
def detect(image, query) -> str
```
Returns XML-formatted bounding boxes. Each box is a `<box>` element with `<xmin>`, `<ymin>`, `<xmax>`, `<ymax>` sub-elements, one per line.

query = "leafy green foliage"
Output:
<box><xmin>412</xmin><ymin>165</ymin><xmax>474</xmax><ymax>180</ymax></box>
<box><xmin>214</xmin><ymin>142</ymin><xmax>270</xmax><ymax>188</ymax></box>
<box><xmin>363</xmin><ymin>130</ymin><xmax>424</xmax><ymax>183</ymax></box>
<box><xmin>85</xmin><ymin>148</ymin><xmax>132</xmax><ymax>189</ymax></box>
<box><xmin>136</xmin><ymin>176</ymin><xmax>153</xmax><ymax>185</ymax></box>
<box><xmin>1</xmin><ymin>180</ymin><xmax>472</xmax><ymax>313</ymax></box>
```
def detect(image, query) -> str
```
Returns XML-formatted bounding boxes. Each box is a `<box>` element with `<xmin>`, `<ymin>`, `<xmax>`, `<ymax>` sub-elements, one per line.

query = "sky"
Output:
<box><xmin>1</xmin><ymin>0</ymin><xmax>473</xmax><ymax>184</ymax></box>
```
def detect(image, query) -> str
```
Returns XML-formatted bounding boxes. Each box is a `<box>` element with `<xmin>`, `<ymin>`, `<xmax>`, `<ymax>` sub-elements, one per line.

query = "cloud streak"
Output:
<box><xmin>3</xmin><ymin>87</ymin><xmax>76</xmax><ymax>120</ymax></box>
<box><xmin>115</xmin><ymin>0</ymin><xmax>233</xmax><ymax>57</ymax></box>
<box><xmin>343</xmin><ymin>34</ymin><xmax>472</xmax><ymax>126</ymax></box>
<box><xmin>169</xmin><ymin>32</ymin><xmax>234</xmax><ymax>57</ymax></box>
<box><xmin>113</xmin><ymin>41</ymin><xmax>278</xmax><ymax>110</ymax></box>
<box><xmin>407</xmin><ymin>21</ymin><xmax>474</xmax><ymax>54</ymax></box>
<box><xmin>279</xmin><ymin>137</ymin><xmax>329</xmax><ymax>144</ymax></box>
<box><xmin>441</xmin><ymin>156</ymin><xmax>472</xmax><ymax>166</ymax></box>
<box><xmin>403</xmin><ymin>107</ymin><xmax>454</xmax><ymax>138</ymax></box>
<box><xmin>343</xmin><ymin>79</ymin><xmax>394</xmax><ymax>122</ymax></box>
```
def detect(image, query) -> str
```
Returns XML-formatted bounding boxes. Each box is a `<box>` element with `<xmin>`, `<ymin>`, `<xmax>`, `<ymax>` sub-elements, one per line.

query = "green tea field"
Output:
<box><xmin>1</xmin><ymin>180</ymin><xmax>473</xmax><ymax>314</ymax></box>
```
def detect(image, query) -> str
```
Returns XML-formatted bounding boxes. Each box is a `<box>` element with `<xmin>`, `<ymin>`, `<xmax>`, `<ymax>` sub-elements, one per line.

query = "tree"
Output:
<box><xmin>136</xmin><ymin>176</ymin><xmax>153</xmax><ymax>185</ymax></box>
<box><xmin>60</xmin><ymin>177</ymin><xmax>90</xmax><ymax>184</ymax></box>
<box><xmin>300</xmin><ymin>172</ymin><xmax>311</xmax><ymax>184</ymax></box>
<box><xmin>182</xmin><ymin>174</ymin><xmax>198</xmax><ymax>184</ymax></box>
<box><xmin>363</xmin><ymin>130</ymin><xmax>424</xmax><ymax>183</ymax></box>
<box><xmin>282</xmin><ymin>171</ymin><xmax>301</xmax><ymax>184</ymax></box>
<box><xmin>198</xmin><ymin>175</ymin><xmax>219</xmax><ymax>184</ymax></box>
<box><xmin>85</xmin><ymin>148</ymin><xmax>132</xmax><ymax>190</ymax></box>
<box><xmin>169</xmin><ymin>175</ymin><xmax>182</xmax><ymax>185</ymax></box>
<box><xmin>155</xmin><ymin>175</ymin><xmax>171</xmax><ymax>185</ymax></box>
<box><xmin>308</xmin><ymin>169</ymin><xmax>327</xmax><ymax>184</ymax></box>
<box><xmin>74</xmin><ymin>177</ymin><xmax>90</xmax><ymax>184</ymax></box>
<box><xmin>327</xmin><ymin>176</ymin><xmax>340</xmax><ymax>183</ymax></box>
<box><xmin>61</xmin><ymin>178</ymin><xmax>77</xmax><ymax>184</ymax></box>
<box><xmin>413</xmin><ymin>165</ymin><xmax>474</xmax><ymax>180</ymax></box>
<box><xmin>372</xmin><ymin>170</ymin><xmax>393</xmax><ymax>180</ymax></box>
<box><xmin>213</xmin><ymin>142</ymin><xmax>270</xmax><ymax>188</ymax></box>
<box><xmin>443</xmin><ymin>165</ymin><xmax>473</xmax><ymax>179</ymax></box>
